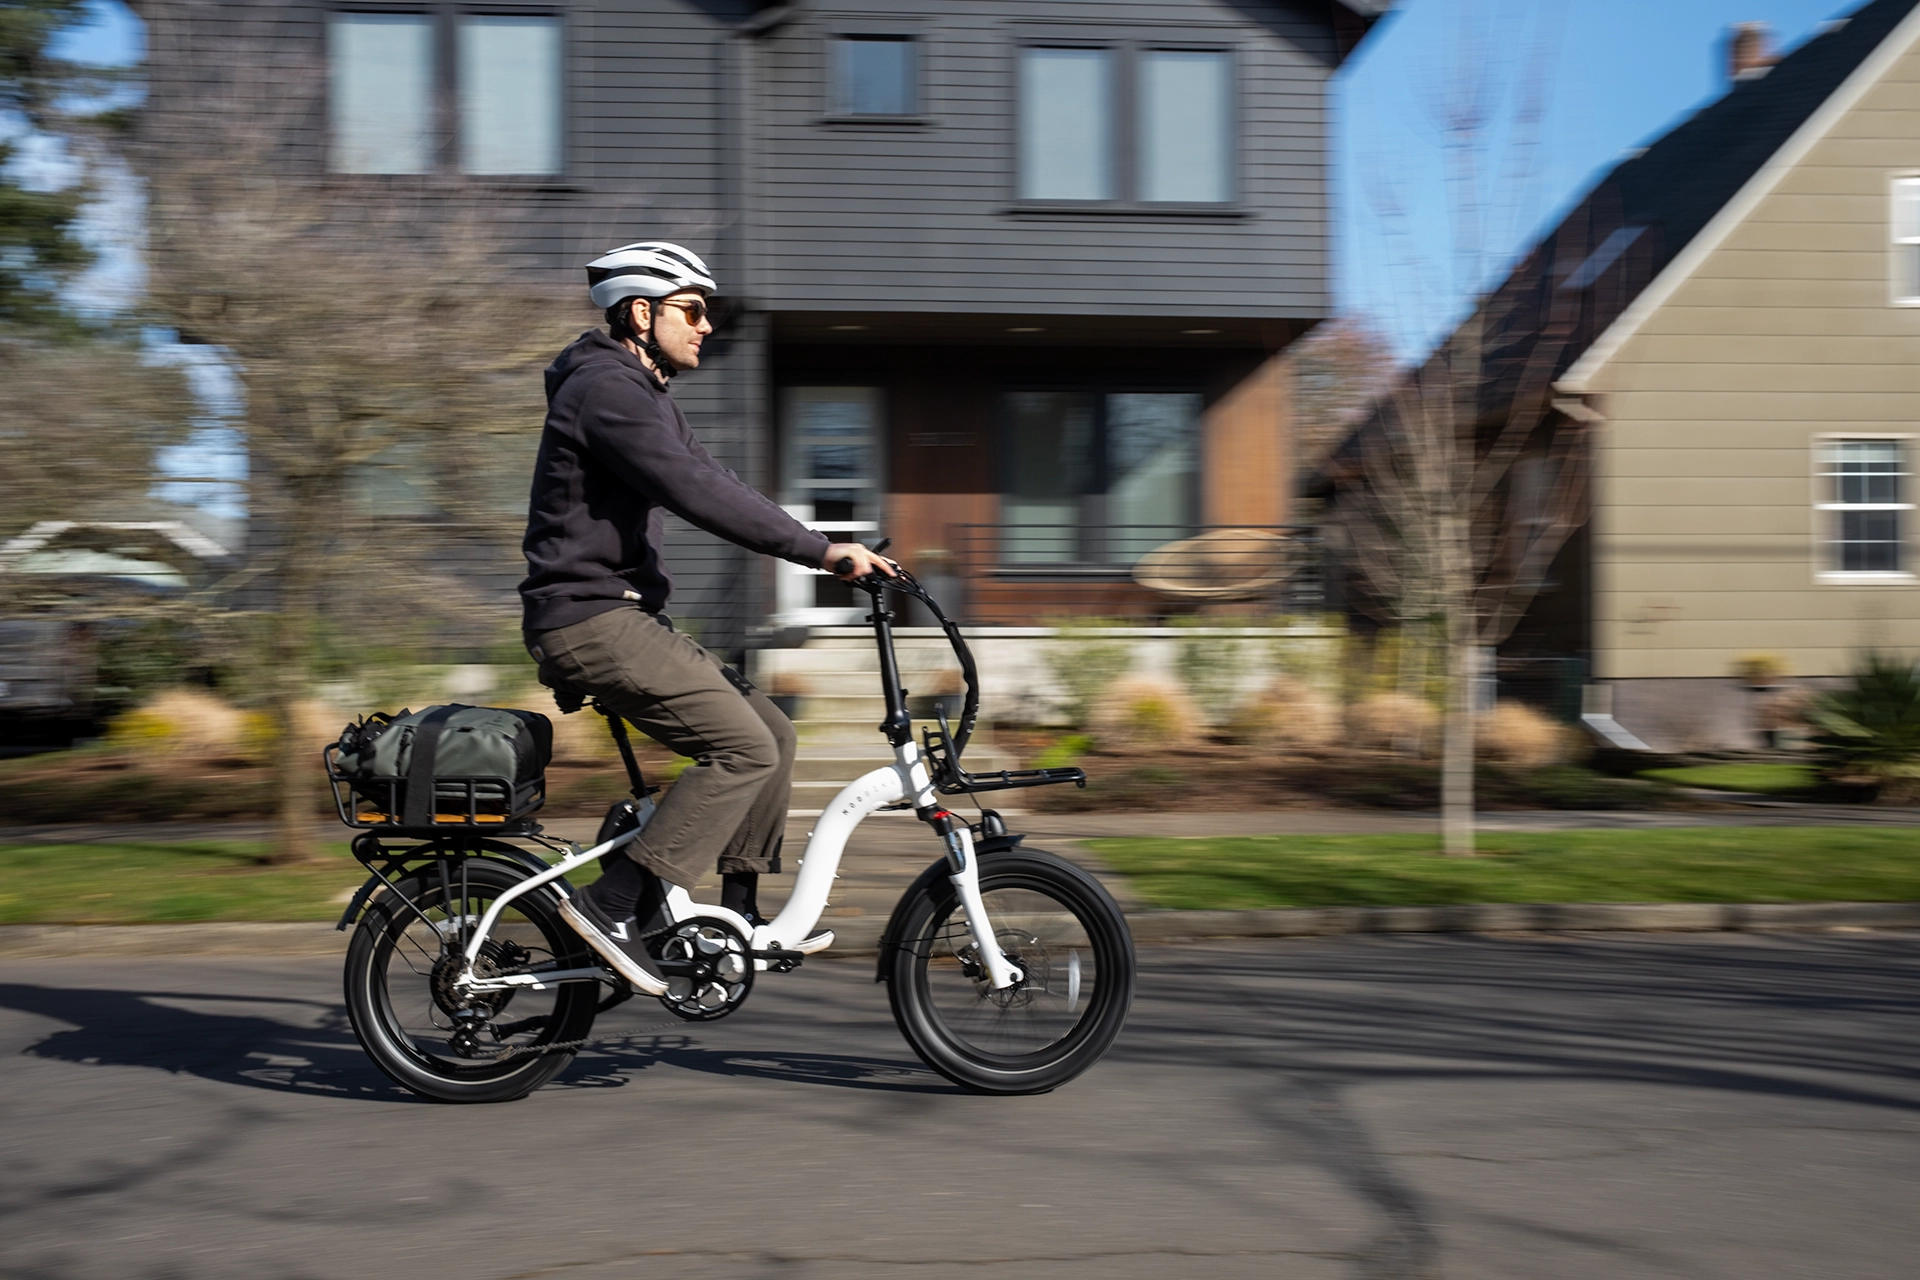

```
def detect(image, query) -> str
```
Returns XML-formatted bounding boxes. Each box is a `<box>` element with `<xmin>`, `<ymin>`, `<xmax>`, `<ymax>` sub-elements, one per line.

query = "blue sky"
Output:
<box><xmin>1337</xmin><ymin>0</ymin><xmax>1864</xmax><ymax>357</ymax></box>
<box><xmin>51</xmin><ymin>0</ymin><xmax>1870</xmax><ymax>363</ymax></box>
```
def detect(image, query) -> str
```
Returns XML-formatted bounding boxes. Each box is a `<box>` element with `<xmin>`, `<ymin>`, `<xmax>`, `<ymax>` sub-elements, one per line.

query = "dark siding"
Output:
<box><xmin>136</xmin><ymin>0</ymin><xmax>1343</xmax><ymax>645</ymax></box>
<box><xmin>751</xmin><ymin>0</ymin><xmax>1335</xmax><ymax>318</ymax></box>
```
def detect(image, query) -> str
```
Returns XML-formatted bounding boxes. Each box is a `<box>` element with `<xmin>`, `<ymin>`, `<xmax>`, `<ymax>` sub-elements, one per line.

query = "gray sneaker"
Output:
<box><xmin>561</xmin><ymin>884</ymin><xmax>667</xmax><ymax>991</ymax></box>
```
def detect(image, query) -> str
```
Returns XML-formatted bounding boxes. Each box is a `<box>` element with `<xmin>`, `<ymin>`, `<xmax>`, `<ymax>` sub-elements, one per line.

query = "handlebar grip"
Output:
<box><xmin>833</xmin><ymin>556</ymin><xmax>854</xmax><ymax>576</ymax></box>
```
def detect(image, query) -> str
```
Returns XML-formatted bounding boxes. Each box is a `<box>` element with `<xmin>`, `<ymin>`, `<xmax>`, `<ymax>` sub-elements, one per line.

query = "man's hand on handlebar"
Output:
<box><xmin>823</xmin><ymin>542</ymin><xmax>898</xmax><ymax>581</ymax></box>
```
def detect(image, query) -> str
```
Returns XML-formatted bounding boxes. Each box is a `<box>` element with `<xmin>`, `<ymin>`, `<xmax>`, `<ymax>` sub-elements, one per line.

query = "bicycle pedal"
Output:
<box><xmin>752</xmin><ymin>946</ymin><xmax>808</xmax><ymax>973</ymax></box>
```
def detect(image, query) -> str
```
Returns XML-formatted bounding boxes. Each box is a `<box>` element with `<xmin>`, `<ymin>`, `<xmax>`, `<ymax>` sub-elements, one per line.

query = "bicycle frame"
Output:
<box><xmin>447</xmin><ymin>565</ymin><xmax>1082</xmax><ymax>1004</ymax></box>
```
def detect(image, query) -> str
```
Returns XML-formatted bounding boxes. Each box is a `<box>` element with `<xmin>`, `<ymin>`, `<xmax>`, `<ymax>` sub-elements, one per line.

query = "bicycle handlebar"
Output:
<box><xmin>835</xmin><ymin>559</ymin><xmax>981</xmax><ymax>761</ymax></box>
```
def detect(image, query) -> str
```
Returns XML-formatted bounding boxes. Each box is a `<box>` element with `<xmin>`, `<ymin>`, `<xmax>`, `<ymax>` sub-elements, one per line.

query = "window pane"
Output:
<box><xmin>839</xmin><ymin>37</ymin><xmax>914</xmax><ymax>115</ymax></box>
<box><xmin>1003</xmin><ymin>392</ymin><xmax>1096</xmax><ymax>562</ymax></box>
<box><xmin>1140</xmin><ymin>51</ymin><xmax>1230</xmax><ymax>203</ymax></box>
<box><xmin>1894</xmin><ymin>178</ymin><xmax>1920</xmax><ymax>242</ymax></box>
<box><xmin>1899</xmin><ymin>245</ymin><xmax>1920</xmax><ymax>302</ymax></box>
<box><xmin>1106</xmin><ymin>393</ymin><xmax>1201</xmax><ymax>558</ymax></box>
<box><xmin>783</xmin><ymin>387</ymin><xmax>882</xmax><ymax>524</ymax></box>
<box><xmin>1841</xmin><ymin>510</ymin><xmax>1901</xmax><ymax>571</ymax></box>
<box><xmin>459</xmin><ymin>16</ymin><xmax>563</xmax><ymax>176</ymax></box>
<box><xmin>329</xmin><ymin>15</ymin><xmax>434</xmax><ymax>175</ymax></box>
<box><xmin>1019</xmin><ymin>48</ymin><xmax>1112</xmax><ymax>201</ymax></box>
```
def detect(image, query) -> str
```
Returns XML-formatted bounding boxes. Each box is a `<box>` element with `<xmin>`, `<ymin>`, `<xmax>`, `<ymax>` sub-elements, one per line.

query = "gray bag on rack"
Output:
<box><xmin>331</xmin><ymin>703</ymin><xmax>552</xmax><ymax>826</ymax></box>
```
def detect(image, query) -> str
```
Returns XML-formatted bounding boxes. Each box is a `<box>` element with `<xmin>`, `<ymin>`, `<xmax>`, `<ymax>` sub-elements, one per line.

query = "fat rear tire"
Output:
<box><xmin>344</xmin><ymin>860</ymin><xmax>599</xmax><ymax>1103</ymax></box>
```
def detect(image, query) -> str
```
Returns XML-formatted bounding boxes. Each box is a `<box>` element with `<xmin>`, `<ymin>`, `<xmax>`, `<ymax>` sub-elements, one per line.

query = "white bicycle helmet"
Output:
<box><xmin>585</xmin><ymin>241</ymin><xmax>717</xmax><ymax>308</ymax></box>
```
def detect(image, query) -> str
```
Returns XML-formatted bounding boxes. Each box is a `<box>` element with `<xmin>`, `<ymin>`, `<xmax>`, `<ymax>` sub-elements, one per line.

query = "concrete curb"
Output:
<box><xmin>1121</xmin><ymin>900</ymin><xmax>1920</xmax><ymax>942</ymax></box>
<box><xmin>2</xmin><ymin>901</ymin><xmax>1915</xmax><ymax>958</ymax></box>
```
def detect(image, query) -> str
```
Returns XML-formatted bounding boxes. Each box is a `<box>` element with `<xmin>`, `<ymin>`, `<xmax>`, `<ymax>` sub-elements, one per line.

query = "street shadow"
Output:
<box><xmin>0</xmin><ymin>982</ymin><xmax>952</xmax><ymax>1100</ymax></box>
<box><xmin>556</xmin><ymin>1040</ymin><xmax>947</xmax><ymax>1093</ymax></box>
<box><xmin>0</xmin><ymin>981</ymin><xmax>418</xmax><ymax>1101</ymax></box>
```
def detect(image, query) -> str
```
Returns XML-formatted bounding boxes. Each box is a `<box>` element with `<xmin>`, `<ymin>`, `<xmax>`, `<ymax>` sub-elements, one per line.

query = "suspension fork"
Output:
<box><xmin>927</xmin><ymin>811</ymin><xmax>1022</xmax><ymax>989</ymax></box>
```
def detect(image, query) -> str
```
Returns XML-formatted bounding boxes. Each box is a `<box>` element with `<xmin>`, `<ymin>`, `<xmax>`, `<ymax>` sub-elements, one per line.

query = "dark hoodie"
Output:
<box><xmin>519</xmin><ymin>329</ymin><xmax>830</xmax><ymax>634</ymax></box>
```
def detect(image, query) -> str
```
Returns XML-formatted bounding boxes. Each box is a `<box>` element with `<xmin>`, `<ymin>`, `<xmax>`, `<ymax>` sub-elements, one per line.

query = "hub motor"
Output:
<box><xmin>655</xmin><ymin>918</ymin><xmax>754</xmax><ymax>1021</ymax></box>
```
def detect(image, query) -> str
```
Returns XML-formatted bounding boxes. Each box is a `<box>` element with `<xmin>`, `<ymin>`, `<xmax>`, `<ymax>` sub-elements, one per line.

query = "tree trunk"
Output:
<box><xmin>265</xmin><ymin>554</ymin><xmax>326</xmax><ymax>866</ymax></box>
<box><xmin>1439</xmin><ymin>514</ymin><xmax>1476</xmax><ymax>857</ymax></box>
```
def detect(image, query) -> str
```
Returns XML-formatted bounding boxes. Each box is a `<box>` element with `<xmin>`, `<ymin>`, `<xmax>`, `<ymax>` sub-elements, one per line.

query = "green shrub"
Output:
<box><xmin>1809</xmin><ymin>652</ymin><xmax>1920</xmax><ymax>799</ymax></box>
<box><xmin>1033</xmin><ymin>734</ymin><xmax>1093</xmax><ymax>769</ymax></box>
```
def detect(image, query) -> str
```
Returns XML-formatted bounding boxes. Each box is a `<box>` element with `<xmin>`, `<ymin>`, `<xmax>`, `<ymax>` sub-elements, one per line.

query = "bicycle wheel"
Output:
<box><xmin>344</xmin><ymin>858</ymin><xmax>600</xmax><ymax>1103</ymax></box>
<box><xmin>885</xmin><ymin>849</ymin><xmax>1134</xmax><ymax>1095</ymax></box>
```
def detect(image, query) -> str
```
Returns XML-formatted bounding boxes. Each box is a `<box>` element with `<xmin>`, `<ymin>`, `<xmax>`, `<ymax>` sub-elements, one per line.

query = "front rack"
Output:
<box><xmin>920</xmin><ymin>712</ymin><xmax>1086</xmax><ymax>796</ymax></box>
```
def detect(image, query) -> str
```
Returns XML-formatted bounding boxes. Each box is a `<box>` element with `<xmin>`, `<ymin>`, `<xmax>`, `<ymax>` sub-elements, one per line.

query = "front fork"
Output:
<box><xmin>928</xmin><ymin>812</ymin><xmax>1023</xmax><ymax>990</ymax></box>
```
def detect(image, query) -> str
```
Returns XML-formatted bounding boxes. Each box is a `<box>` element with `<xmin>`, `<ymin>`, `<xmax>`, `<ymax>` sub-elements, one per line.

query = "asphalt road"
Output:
<box><xmin>2</xmin><ymin>933</ymin><xmax>1916</xmax><ymax>1280</ymax></box>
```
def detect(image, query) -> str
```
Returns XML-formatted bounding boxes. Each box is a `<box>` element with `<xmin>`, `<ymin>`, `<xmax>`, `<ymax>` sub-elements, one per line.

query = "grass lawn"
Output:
<box><xmin>1087</xmin><ymin>828</ymin><xmax>1920</xmax><ymax>911</ymax></box>
<box><xmin>1637</xmin><ymin>763</ymin><xmax>1817</xmax><ymax>794</ymax></box>
<box><xmin>0</xmin><ymin>841</ymin><xmax>610</xmax><ymax>925</ymax></box>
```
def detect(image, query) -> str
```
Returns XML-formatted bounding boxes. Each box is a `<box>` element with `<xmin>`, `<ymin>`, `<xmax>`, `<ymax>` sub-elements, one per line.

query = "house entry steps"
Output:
<box><xmin>749</xmin><ymin>629</ymin><xmax>1017</xmax><ymax>815</ymax></box>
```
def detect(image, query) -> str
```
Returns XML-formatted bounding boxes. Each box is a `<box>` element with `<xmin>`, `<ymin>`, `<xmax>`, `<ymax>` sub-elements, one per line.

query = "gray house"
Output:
<box><xmin>138</xmin><ymin>0</ymin><xmax>1382</xmax><ymax>652</ymax></box>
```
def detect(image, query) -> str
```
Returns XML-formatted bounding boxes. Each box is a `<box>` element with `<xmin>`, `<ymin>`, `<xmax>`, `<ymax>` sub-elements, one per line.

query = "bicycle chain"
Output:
<box><xmin>487</xmin><ymin>916</ymin><xmax>716</xmax><ymax>1061</ymax></box>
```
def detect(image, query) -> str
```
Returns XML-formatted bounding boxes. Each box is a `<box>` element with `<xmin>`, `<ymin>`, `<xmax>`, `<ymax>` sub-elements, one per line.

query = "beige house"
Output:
<box><xmin>1323</xmin><ymin>0</ymin><xmax>1920</xmax><ymax>750</ymax></box>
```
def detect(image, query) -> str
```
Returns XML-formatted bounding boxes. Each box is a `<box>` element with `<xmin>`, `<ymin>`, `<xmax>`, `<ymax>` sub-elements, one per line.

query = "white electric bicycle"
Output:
<box><xmin>332</xmin><ymin>564</ymin><xmax>1135</xmax><ymax>1103</ymax></box>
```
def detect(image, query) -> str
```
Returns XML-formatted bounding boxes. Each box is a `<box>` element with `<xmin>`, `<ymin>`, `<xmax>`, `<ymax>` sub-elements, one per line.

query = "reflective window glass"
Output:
<box><xmin>329</xmin><ymin>14</ymin><xmax>435</xmax><ymax>175</ymax></box>
<box><xmin>838</xmin><ymin>37</ymin><xmax>915</xmax><ymax>115</ymax></box>
<box><xmin>1018</xmin><ymin>48</ymin><xmax>1113</xmax><ymax>201</ymax></box>
<box><xmin>459</xmin><ymin>16</ymin><xmax>564</xmax><ymax>175</ymax></box>
<box><xmin>1822</xmin><ymin>440</ymin><xmax>1910</xmax><ymax>573</ymax></box>
<box><xmin>1140</xmin><ymin>51</ymin><xmax>1230</xmax><ymax>203</ymax></box>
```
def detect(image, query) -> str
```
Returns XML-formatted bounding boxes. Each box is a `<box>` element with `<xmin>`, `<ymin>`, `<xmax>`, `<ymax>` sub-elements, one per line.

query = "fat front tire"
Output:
<box><xmin>886</xmin><ymin>849</ymin><xmax>1135</xmax><ymax>1095</ymax></box>
<box><xmin>344</xmin><ymin>860</ymin><xmax>599</xmax><ymax>1103</ymax></box>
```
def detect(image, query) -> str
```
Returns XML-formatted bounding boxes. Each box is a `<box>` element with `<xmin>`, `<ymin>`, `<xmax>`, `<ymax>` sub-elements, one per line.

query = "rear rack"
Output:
<box><xmin>324</xmin><ymin>743</ymin><xmax>546</xmax><ymax>833</ymax></box>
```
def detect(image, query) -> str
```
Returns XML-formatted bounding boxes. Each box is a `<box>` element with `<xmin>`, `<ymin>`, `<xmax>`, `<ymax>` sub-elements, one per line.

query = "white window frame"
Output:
<box><xmin>1891</xmin><ymin>174</ymin><xmax>1920</xmax><ymax>306</ymax></box>
<box><xmin>1813</xmin><ymin>432</ymin><xmax>1916</xmax><ymax>584</ymax></box>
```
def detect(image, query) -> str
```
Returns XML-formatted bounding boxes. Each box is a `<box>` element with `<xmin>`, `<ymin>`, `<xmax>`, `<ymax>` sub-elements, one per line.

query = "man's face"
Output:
<box><xmin>635</xmin><ymin>289</ymin><xmax>714</xmax><ymax>369</ymax></box>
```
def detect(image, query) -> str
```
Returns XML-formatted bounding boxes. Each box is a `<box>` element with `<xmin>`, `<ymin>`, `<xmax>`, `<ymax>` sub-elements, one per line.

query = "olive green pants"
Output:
<box><xmin>526</xmin><ymin>606</ymin><xmax>792</xmax><ymax>889</ymax></box>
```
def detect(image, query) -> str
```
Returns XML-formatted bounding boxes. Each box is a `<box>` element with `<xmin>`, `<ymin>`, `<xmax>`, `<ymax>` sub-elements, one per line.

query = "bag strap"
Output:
<box><xmin>402</xmin><ymin>705</ymin><xmax>462</xmax><ymax>827</ymax></box>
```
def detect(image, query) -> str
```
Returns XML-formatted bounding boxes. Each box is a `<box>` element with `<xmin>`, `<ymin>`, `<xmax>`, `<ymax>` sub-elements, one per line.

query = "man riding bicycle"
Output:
<box><xmin>519</xmin><ymin>241</ymin><xmax>893</xmax><ymax>987</ymax></box>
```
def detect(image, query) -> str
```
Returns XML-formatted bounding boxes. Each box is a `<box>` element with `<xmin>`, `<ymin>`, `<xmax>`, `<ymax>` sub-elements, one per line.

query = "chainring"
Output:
<box><xmin>653</xmin><ymin>917</ymin><xmax>754</xmax><ymax>1022</ymax></box>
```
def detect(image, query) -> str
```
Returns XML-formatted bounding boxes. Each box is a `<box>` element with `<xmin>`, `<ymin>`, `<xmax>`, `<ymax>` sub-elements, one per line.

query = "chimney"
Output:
<box><xmin>1727</xmin><ymin>22</ymin><xmax>1778</xmax><ymax>81</ymax></box>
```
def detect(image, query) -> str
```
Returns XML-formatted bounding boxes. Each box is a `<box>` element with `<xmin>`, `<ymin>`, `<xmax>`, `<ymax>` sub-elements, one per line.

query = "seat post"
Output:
<box><xmin>597</xmin><ymin>703</ymin><xmax>651</xmax><ymax>798</ymax></box>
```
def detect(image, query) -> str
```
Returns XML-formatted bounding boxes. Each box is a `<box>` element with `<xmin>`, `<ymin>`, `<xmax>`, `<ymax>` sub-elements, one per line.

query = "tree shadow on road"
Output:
<box><xmin>0</xmin><ymin>981</ymin><xmax>422</xmax><ymax>1101</ymax></box>
<box><xmin>0</xmin><ymin>981</ymin><xmax>952</xmax><ymax>1100</ymax></box>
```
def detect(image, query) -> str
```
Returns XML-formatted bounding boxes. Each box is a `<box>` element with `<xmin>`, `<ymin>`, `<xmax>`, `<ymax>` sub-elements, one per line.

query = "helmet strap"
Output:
<box><xmin>624</xmin><ymin>298</ymin><xmax>682</xmax><ymax>382</ymax></box>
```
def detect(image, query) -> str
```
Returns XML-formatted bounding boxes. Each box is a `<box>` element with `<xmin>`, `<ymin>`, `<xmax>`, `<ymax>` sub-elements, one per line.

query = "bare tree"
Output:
<box><xmin>0</xmin><ymin>339</ymin><xmax>195</xmax><ymax>538</ymax></box>
<box><xmin>139</xmin><ymin>77</ymin><xmax>580</xmax><ymax>862</ymax></box>
<box><xmin>1331</xmin><ymin>0</ymin><xmax>1579</xmax><ymax>855</ymax></box>
<box><xmin>1290</xmin><ymin>316</ymin><xmax>1397</xmax><ymax>469</ymax></box>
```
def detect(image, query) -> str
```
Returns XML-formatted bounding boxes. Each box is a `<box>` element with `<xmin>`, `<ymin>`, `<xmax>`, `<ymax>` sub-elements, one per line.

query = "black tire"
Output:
<box><xmin>344</xmin><ymin>859</ymin><xmax>600</xmax><ymax>1103</ymax></box>
<box><xmin>885</xmin><ymin>849</ymin><xmax>1134</xmax><ymax>1095</ymax></box>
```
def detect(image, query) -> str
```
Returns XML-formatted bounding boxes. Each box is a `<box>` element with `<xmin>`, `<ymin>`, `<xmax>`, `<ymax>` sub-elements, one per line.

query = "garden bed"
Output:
<box><xmin>0</xmin><ymin>744</ymin><xmax>683</xmax><ymax>826</ymax></box>
<box><xmin>1016</xmin><ymin>741</ymin><xmax>1681</xmax><ymax>813</ymax></box>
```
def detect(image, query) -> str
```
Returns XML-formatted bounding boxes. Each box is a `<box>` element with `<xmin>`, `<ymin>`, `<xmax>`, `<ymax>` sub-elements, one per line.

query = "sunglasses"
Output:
<box><xmin>656</xmin><ymin>297</ymin><xmax>718</xmax><ymax>326</ymax></box>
